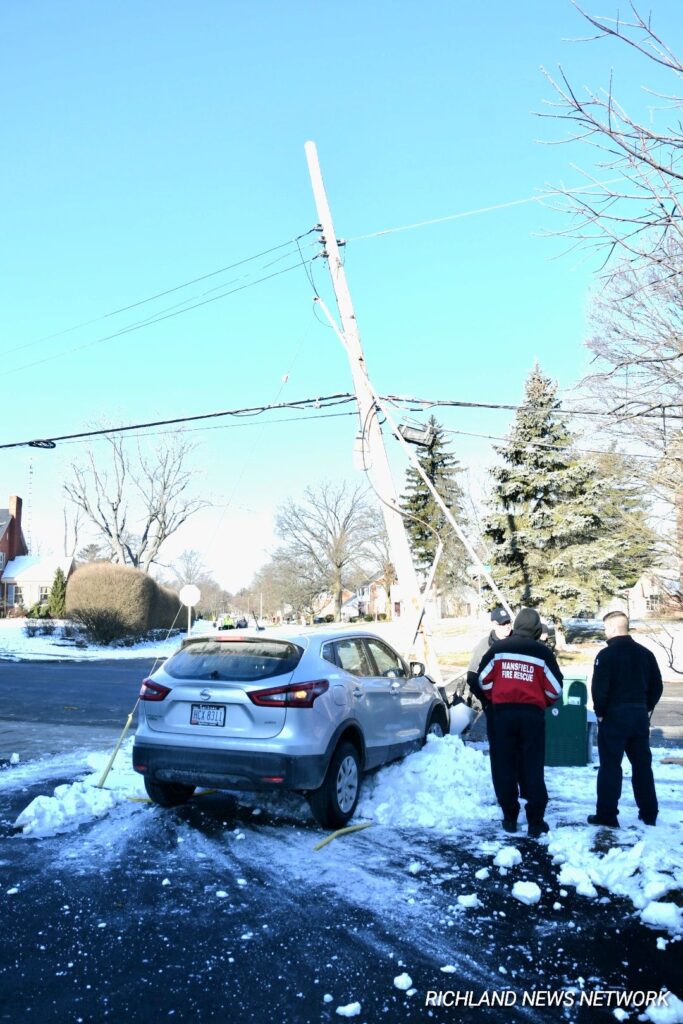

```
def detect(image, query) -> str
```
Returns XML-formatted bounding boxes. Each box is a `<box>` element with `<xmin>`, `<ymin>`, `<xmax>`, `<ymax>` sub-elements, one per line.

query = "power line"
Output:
<box><xmin>5</xmin><ymin>388</ymin><xmax>680</xmax><ymax>453</ymax></box>
<box><xmin>381</xmin><ymin>393</ymin><xmax>683</xmax><ymax>422</ymax></box>
<box><xmin>344</xmin><ymin>177</ymin><xmax>626</xmax><ymax>242</ymax></box>
<box><xmin>3</xmin><ymin>393</ymin><xmax>358</xmax><ymax>451</ymax></box>
<box><xmin>438</xmin><ymin>425</ymin><xmax>671</xmax><ymax>463</ymax></box>
<box><xmin>8</xmin><ymin>230</ymin><xmax>319</xmax><ymax>359</ymax></box>
<box><xmin>0</xmin><ymin>258</ymin><xmax>317</xmax><ymax>379</ymax></box>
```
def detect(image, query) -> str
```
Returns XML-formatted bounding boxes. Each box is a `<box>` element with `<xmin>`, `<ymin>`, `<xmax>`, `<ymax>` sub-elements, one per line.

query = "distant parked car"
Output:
<box><xmin>563</xmin><ymin>617</ymin><xmax>604</xmax><ymax>643</ymax></box>
<box><xmin>132</xmin><ymin>629</ymin><xmax>450</xmax><ymax>828</ymax></box>
<box><xmin>540</xmin><ymin>622</ymin><xmax>556</xmax><ymax>651</ymax></box>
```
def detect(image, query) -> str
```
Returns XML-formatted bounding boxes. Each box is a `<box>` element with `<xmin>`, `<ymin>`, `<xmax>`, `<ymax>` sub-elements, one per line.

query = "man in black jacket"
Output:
<box><xmin>588</xmin><ymin>611</ymin><xmax>663</xmax><ymax>828</ymax></box>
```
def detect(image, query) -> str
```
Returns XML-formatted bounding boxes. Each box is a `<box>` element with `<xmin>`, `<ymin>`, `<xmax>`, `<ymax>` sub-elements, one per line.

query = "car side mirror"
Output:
<box><xmin>410</xmin><ymin>661</ymin><xmax>425</xmax><ymax>677</ymax></box>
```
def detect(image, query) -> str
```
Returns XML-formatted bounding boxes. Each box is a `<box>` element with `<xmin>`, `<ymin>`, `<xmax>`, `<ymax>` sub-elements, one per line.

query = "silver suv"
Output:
<box><xmin>132</xmin><ymin>629</ymin><xmax>449</xmax><ymax>828</ymax></box>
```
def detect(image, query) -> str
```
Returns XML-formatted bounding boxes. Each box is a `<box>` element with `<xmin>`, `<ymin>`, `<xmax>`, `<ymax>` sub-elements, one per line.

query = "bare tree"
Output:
<box><xmin>540</xmin><ymin>4</ymin><xmax>683</xmax><ymax>279</ymax></box>
<box><xmin>171</xmin><ymin>549</ymin><xmax>209</xmax><ymax>588</ymax></box>
<box><xmin>275</xmin><ymin>481</ymin><xmax>380</xmax><ymax>621</ymax></box>
<box><xmin>65</xmin><ymin>435</ymin><xmax>208</xmax><ymax>573</ymax></box>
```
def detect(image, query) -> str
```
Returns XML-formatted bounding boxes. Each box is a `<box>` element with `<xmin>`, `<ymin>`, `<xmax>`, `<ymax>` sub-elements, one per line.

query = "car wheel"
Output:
<box><xmin>144</xmin><ymin>777</ymin><xmax>195</xmax><ymax>807</ymax></box>
<box><xmin>308</xmin><ymin>741</ymin><xmax>361</xmax><ymax>829</ymax></box>
<box><xmin>424</xmin><ymin>707</ymin><xmax>448</xmax><ymax>742</ymax></box>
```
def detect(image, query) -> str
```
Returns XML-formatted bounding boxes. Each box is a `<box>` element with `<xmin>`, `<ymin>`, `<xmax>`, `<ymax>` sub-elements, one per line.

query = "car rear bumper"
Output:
<box><xmin>132</xmin><ymin>741</ymin><xmax>329</xmax><ymax>792</ymax></box>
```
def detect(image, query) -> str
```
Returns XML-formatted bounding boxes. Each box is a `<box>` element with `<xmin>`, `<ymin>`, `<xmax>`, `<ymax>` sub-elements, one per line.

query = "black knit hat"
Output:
<box><xmin>490</xmin><ymin>605</ymin><xmax>511</xmax><ymax>625</ymax></box>
<box><xmin>513</xmin><ymin>607</ymin><xmax>542</xmax><ymax>639</ymax></box>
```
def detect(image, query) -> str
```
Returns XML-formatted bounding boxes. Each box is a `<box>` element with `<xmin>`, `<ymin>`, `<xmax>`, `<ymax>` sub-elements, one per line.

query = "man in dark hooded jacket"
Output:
<box><xmin>477</xmin><ymin>607</ymin><xmax>563</xmax><ymax>837</ymax></box>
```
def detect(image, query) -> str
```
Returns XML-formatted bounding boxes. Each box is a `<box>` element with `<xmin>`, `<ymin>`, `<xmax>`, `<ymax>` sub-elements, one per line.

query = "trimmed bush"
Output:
<box><xmin>65</xmin><ymin>563</ymin><xmax>184</xmax><ymax>644</ymax></box>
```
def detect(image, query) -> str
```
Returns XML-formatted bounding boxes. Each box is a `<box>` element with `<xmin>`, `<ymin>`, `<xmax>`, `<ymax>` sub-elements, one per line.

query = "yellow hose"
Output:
<box><xmin>313</xmin><ymin>821</ymin><xmax>373</xmax><ymax>850</ymax></box>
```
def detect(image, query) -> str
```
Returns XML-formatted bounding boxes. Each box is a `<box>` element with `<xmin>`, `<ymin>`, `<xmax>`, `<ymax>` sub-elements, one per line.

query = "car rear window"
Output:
<box><xmin>165</xmin><ymin>640</ymin><xmax>303</xmax><ymax>682</ymax></box>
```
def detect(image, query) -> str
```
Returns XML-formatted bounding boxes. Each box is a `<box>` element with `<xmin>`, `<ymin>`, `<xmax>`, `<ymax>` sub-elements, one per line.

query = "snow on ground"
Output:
<box><xmin>13</xmin><ymin>740</ymin><xmax>146</xmax><ymax>836</ymax></box>
<box><xmin>0</xmin><ymin>617</ymin><xmax>189</xmax><ymax>661</ymax></box>
<box><xmin>12</xmin><ymin>730</ymin><xmax>683</xmax><ymax>939</ymax></box>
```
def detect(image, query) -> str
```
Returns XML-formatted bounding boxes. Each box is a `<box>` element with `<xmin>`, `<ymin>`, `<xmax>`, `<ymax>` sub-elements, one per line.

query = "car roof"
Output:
<box><xmin>185</xmin><ymin>626</ymin><xmax>390</xmax><ymax>651</ymax></box>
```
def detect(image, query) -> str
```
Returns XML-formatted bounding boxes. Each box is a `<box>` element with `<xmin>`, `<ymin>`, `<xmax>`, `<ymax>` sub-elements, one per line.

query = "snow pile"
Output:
<box><xmin>646</xmin><ymin>992</ymin><xmax>683</xmax><ymax>1024</ymax></box>
<box><xmin>356</xmin><ymin>734</ymin><xmax>496</xmax><ymax>828</ymax></box>
<box><xmin>14</xmin><ymin>740</ymin><xmax>145</xmax><ymax>837</ymax></box>
<box><xmin>393</xmin><ymin>973</ymin><xmax>412</xmax><ymax>991</ymax></box>
<box><xmin>549</xmin><ymin>820</ymin><xmax>683</xmax><ymax>936</ymax></box>
<box><xmin>511</xmin><ymin>881</ymin><xmax>542</xmax><ymax>905</ymax></box>
<box><xmin>0</xmin><ymin>616</ymin><xmax>196</xmax><ymax>662</ymax></box>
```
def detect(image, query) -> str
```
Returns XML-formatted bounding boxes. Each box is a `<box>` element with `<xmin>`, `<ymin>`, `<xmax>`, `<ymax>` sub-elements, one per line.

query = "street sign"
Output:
<box><xmin>179</xmin><ymin>584</ymin><xmax>201</xmax><ymax>607</ymax></box>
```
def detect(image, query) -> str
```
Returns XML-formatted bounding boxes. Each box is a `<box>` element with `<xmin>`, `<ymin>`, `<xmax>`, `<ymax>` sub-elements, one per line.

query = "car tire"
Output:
<box><xmin>144</xmin><ymin>777</ymin><xmax>195</xmax><ymax>807</ymax></box>
<box><xmin>424</xmin><ymin>706</ymin><xmax>448</xmax><ymax>742</ymax></box>
<box><xmin>308</xmin><ymin>741</ymin><xmax>361</xmax><ymax>830</ymax></box>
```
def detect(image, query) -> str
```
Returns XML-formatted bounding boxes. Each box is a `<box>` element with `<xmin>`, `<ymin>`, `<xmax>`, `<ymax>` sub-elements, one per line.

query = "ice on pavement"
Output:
<box><xmin>393</xmin><ymin>973</ymin><xmax>412</xmax><ymax>990</ymax></box>
<box><xmin>457</xmin><ymin>893</ymin><xmax>480</xmax><ymax>909</ymax></box>
<box><xmin>511</xmin><ymin>881</ymin><xmax>542</xmax><ymax>905</ymax></box>
<box><xmin>12</xmin><ymin>723</ymin><xmax>683</xmax><ymax>938</ymax></box>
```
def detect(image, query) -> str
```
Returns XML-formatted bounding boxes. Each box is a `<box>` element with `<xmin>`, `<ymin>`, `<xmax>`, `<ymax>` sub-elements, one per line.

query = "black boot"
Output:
<box><xmin>502</xmin><ymin>818</ymin><xmax>518</xmax><ymax>834</ymax></box>
<box><xmin>527</xmin><ymin>820</ymin><xmax>549</xmax><ymax>838</ymax></box>
<box><xmin>587</xmin><ymin>814</ymin><xmax>619</xmax><ymax>828</ymax></box>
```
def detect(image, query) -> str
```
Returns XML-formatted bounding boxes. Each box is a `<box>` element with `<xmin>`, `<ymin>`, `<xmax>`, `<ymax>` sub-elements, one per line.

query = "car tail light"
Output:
<box><xmin>139</xmin><ymin>679</ymin><xmax>171</xmax><ymax>701</ymax></box>
<box><xmin>248</xmin><ymin>680</ymin><xmax>329</xmax><ymax>708</ymax></box>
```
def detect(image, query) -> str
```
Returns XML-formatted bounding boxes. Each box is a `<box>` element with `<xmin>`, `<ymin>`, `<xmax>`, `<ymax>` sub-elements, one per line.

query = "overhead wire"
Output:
<box><xmin>8</xmin><ymin>229</ymin><xmax>319</xmax><ymax>358</ymax></box>
<box><xmin>0</xmin><ymin>258</ymin><xmax>319</xmax><ymax>379</ymax></box>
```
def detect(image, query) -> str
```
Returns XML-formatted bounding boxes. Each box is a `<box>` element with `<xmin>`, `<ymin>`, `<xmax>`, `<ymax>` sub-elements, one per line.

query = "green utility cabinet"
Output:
<box><xmin>545</xmin><ymin>677</ymin><xmax>589</xmax><ymax>767</ymax></box>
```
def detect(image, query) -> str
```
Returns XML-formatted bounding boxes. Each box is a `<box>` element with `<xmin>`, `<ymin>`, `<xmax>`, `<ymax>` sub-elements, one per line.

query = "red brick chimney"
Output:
<box><xmin>7</xmin><ymin>496</ymin><xmax>26</xmax><ymax>559</ymax></box>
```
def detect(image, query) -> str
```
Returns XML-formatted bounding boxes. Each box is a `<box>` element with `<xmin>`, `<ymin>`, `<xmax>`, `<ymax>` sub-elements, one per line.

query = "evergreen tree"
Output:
<box><xmin>485</xmin><ymin>366</ymin><xmax>657</xmax><ymax>619</ymax></box>
<box><xmin>400</xmin><ymin>416</ymin><xmax>468</xmax><ymax>592</ymax></box>
<box><xmin>47</xmin><ymin>568</ymin><xmax>67</xmax><ymax>619</ymax></box>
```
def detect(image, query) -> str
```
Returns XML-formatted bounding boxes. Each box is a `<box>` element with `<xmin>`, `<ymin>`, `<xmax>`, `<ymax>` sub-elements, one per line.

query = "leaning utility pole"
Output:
<box><xmin>304</xmin><ymin>141</ymin><xmax>441</xmax><ymax>679</ymax></box>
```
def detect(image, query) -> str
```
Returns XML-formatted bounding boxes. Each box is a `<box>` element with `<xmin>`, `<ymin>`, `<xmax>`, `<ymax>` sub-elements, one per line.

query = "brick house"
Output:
<box><xmin>0</xmin><ymin>496</ymin><xmax>28</xmax><ymax>575</ymax></box>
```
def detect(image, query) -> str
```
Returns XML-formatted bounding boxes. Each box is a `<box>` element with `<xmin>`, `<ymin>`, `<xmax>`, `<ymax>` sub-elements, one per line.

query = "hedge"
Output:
<box><xmin>65</xmin><ymin>563</ymin><xmax>184</xmax><ymax>642</ymax></box>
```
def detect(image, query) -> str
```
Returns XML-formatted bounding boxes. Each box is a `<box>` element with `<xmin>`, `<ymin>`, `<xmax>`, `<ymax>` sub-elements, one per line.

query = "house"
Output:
<box><xmin>0</xmin><ymin>495</ymin><xmax>28</xmax><ymax>574</ymax></box>
<box><xmin>625</xmin><ymin>572</ymin><xmax>681</xmax><ymax>619</ymax></box>
<box><xmin>1</xmin><ymin>556</ymin><xmax>74</xmax><ymax>615</ymax></box>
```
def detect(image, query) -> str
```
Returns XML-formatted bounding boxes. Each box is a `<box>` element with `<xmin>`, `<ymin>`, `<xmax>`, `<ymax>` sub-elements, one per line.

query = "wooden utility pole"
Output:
<box><xmin>304</xmin><ymin>141</ymin><xmax>442</xmax><ymax>679</ymax></box>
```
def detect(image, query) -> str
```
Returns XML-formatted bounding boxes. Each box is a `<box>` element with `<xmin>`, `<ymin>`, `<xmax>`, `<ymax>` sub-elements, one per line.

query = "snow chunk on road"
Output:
<box><xmin>511</xmin><ymin>881</ymin><xmax>541</xmax><ymax>905</ymax></box>
<box><xmin>336</xmin><ymin>1002</ymin><xmax>361</xmax><ymax>1018</ymax></box>
<box><xmin>493</xmin><ymin>847</ymin><xmax>522</xmax><ymax>868</ymax></box>
<box><xmin>645</xmin><ymin>992</ymin><xmax>683</xmax><ymax>1024</ymax></box>
<box><xmin>356</xmin><ymin>734</ymin><xmax>495</xmax><ymax>829</ymax></box>
<box><xmin>13</xmin><ymin>739</ymin><xmax>146</xmax><ymax>837</ymax></box>
<box><xmin>9</xmin><ymin>753</ymin><xmax>19</xmax><ymax>765</ymax></box>
<box><xmin>641</xmin><ymin>902</ymin><xmax>683</xmax><ymax>934</ymax></box>
<box><xmin>558</xmin><ymin>863</ymin><xmax>598</xmax><ymax>899</ymax></box>
<box><xmin>475</xmin><ymin>867</ymin><xmax>490</xmax><ymax>880</ymax></box>
<box><xmin>457</xmin><ymin>893</ymin><xmax>480</xmax><ymax>909</ymax></box>
<box><xmin>440</xmin><ymin>965</ymin><xmax>456</xmax><ymax>974</ymax></box>
<box><xmin>394</xmin><ymin>973</ymin><xmax>413</xmax><ymax>991</ymax></box>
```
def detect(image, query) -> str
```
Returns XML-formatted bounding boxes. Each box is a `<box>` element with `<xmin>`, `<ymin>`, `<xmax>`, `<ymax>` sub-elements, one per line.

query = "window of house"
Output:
<box><xmin>40</xmin><ymin>586</ymin><xmax>50</xmax><ymax>603</ymax></box>
<box><xmin>0</xmin><ymin>553</ymin><xmax>4</xmax><ymax>569</ymax></box>
<box><xmin>645</xmin><ymin>594</ymin><xmax>662</xmax><ymax>612</ymax></box>
<box><xmin>13</xmin><ymin>586</ymin><xmax>23</xmax><ymax>607</ymax></box>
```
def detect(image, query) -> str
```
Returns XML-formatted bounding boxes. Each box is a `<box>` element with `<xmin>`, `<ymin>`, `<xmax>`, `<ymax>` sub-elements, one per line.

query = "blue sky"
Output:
<box><xmin>2</xmin><ymin>1</ymin><xmax>680</xmax><ymax>588</ymax></box>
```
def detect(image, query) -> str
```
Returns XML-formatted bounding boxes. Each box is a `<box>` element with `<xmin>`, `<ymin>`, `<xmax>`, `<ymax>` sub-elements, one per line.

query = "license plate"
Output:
<box><xmin>190</xmin><ymin>703</ymin><xmax>226</xmax><ymax>727</ymax></box>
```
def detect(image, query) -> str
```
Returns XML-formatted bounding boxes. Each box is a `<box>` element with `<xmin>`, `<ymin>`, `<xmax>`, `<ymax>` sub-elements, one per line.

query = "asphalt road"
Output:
<box><xmin>0</xmin><ymin>658</ymin><xmax>156</xmax><ymax>761</ymax></box>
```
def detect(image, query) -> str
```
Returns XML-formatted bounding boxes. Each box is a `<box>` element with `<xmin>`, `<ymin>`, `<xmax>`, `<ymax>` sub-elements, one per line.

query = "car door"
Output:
<box><xmin>331</xmin><ymin>637</ymin><xmax>394</xmax><ymax>765</ymax></box>
<box><xmin>364</xmin><ymin>638</ymin><xmax>427</xmax><ymax>752</ymax></box>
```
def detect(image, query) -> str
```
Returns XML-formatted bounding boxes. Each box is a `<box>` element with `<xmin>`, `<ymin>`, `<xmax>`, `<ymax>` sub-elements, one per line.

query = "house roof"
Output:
<box><xmin>2</xmin><ymin>556</ymin><xmax>73</xmax><ymax>584</ymax></box>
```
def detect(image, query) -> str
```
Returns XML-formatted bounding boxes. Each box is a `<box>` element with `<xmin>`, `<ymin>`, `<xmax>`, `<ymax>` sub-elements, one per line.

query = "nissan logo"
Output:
<box><xmin>199</xmin><ymin>689</ymin><xmax>212</xmax><ymax>701</ymax></box>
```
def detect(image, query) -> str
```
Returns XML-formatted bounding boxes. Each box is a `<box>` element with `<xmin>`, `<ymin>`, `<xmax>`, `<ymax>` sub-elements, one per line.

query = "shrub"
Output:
<box><xmin>65</xmin><ymin>563</ymin><xmax>184</xmax><ymax>644</ymax></box>
<box><xmin>39</xmin><ymin>618</ymin><xmax>56</xmax><ymax>636</ymax></box>
<box><xmin>324</xmin><ymin>614</ymin><xmax>335</xmax><ymax>623</ymax></box>
<box><xmin>378</xmin><ymin>613</ymin><xmax>387</xmax><ymax>621</ymax></box>
<box><xmin>363</xmin><ymin>614</ymin><xmax>374</xmax><ymax>622</ymax></box>
<box><xmin>23</xmin><ymin>620</ymin><xmax>39</xmax><ymax>638</ymax></box>
<box><xmin>47</xmin><ymin>568</ymin><xmax>67</xmax><ymax>619</ymax></box>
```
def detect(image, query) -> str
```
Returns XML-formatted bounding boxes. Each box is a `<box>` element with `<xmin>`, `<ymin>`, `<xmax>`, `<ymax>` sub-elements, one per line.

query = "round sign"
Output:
<box><xmin>179</xmin><ymin>584</ymin><xmax>201</xmax><ymax>607</ymax></box>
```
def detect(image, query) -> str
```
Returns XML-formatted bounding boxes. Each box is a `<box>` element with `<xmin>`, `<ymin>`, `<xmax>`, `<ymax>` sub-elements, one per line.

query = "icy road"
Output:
<box><xmin>1</xmin><ymin>729</ymin><xmax>682</xmax><ymax>1024</ymax></box>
